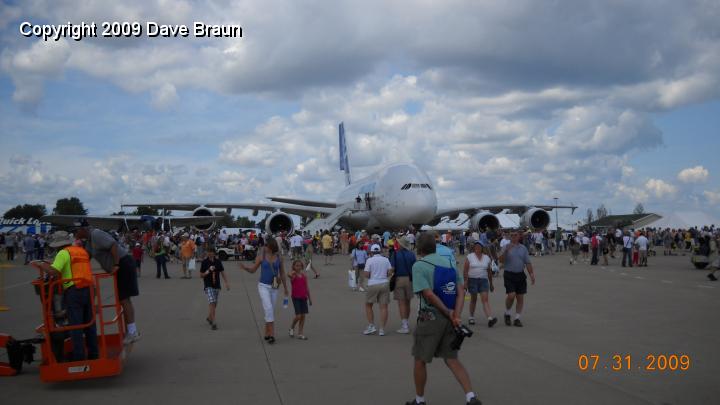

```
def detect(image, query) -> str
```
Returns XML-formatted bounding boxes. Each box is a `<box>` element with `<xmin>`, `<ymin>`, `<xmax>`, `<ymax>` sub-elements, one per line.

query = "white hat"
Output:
<box><xmin>370</xmin><ymin>244</ymin><xmax>381</xmax><ymax>252</ymax></box>
<box><xmin>48</xmin><ymin>231</ymin><xmax>74</xmax><ymax>248</ymax></box>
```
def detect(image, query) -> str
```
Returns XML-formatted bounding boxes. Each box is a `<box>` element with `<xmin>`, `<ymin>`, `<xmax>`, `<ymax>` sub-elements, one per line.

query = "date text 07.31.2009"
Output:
<box><xmin>577</xmin><ymin>354</ymin><xmax>691</xmax><ymax>372</ymax></box>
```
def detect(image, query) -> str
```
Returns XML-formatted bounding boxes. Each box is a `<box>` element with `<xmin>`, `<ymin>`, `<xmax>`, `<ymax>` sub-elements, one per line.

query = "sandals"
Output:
<box><xmin>297</xmin><ymin>335</ymin><xmax>308</xmax><ymax>340</ymax></box>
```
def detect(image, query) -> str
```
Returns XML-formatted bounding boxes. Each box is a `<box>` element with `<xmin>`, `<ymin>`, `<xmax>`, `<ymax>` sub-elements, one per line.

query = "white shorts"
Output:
<box><xmin>258</xmin><ymin>283</ymin><xmax>278</xmax><ymax>323</ymax></box>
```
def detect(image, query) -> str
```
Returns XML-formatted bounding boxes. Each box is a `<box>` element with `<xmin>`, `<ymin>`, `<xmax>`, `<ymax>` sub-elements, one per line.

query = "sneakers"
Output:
<box><xmin>488</xmin><ymin>317</ymin><xmax>498</xmax><ymax>328</ymax></box>
<box><xmin>468</xmin><ymin>317</ymin><xmax>476</xmax><ymax>325</ymax></box>
<box><xmin>289</xmin><ymin>328</ymin><xmax>295</xmax><ymax>338</ymax></box>
<box><xmin>363</xmin><ymin>325</ymin><xmax>377</xmax><ymax>335</ymax></box>
<box><xmin>405</xmin><ymin>400</ymin><xmax>426</xmax><ymax>405</ymax></box>
<box><xmin>123</xmin><ymin>331</ymin><xmax>141</xmax><ymax>345</ymax></box>
<box><xmin>211</xmin><ymin>323</ymin><xmax>218</xmax><ymax>330</ymax></box>
<box><xmin>504</xmin><ymin>314</ymin><xmax>511</xmax><ymax>326</ymax></box>
<box><xmin>513</xmin><ymin>319</ymin><xmax>523</xmax><ymax>327</ymax></box>
<box><xmin>378</xmin><ymin>329</ymin><xmax>385</xmax><ymax>336</ymax></box>
<box><xmin>708</xmin><ymin>274</ymin><xmax>718</xmax><ymax>281</ymax></box>
<box><xmin>359</xmin><ymin>287</ymin><xmax>366</xmax><ymax>292</ymax></box>
<box><xmin>467</xmin><ymin>397</ymin><xmax>482</xmax><ymax>404</ymax></box>
<box><xmin>396</xmin><ymin>326</ymin><xmax>410</xmax><ymax>334</ymax></box>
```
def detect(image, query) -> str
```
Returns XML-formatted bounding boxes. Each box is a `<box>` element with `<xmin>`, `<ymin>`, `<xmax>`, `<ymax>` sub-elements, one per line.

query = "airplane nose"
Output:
<box><xmin>395</xmin><ymin>192</ymin><xmax>436</xmax><ymax>226</ymax></box>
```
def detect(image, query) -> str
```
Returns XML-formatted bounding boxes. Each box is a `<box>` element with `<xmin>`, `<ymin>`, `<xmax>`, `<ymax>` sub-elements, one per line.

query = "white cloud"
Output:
<box><xmin>151</xmin><ymin>83</ymin><xmax>179</xmax><ymax>109</ymax></box>
<box><xmin>2</xmin><ymin>0</ymin><xmax>719</xmax><ymax>112</ymax></box>
<box><xmin>677</xmin><ymin>166</ymin><xmax>709</xmax><ymax>183</ymax></box>
<box><xmin>704</xmin><ymin>191</ymin><xmax>720</xmax><ymax>205</ymax></box>
<box><xmin>645</xmin><ymin>178</ymin><xmax>677</xmax><ymax>198</ymax></box>
<box><xmin>615</xmin><ymin>183</ymin><xmax>649</xmax><ymax>203</ymax></box>
<box><xmin>1</xmin><ymin>39</ymin><xmax>71</xmax><ymax>106</ymax></box>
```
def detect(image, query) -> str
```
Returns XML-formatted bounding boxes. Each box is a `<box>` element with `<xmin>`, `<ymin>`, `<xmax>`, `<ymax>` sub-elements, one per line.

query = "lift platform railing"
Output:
<box><xmin>31</xmin><ymin>268</ymin><xmax>124</xmax><ymax>365</ymax></box>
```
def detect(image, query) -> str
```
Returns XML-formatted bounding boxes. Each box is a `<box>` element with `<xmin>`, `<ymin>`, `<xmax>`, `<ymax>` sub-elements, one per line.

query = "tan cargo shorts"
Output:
<box><xmin>366</xmin><ymin>283</ymin><xmax>390</xmax><ymax>304</ymax></box>
<box><xmin>393</xmin><ymin>276</ymin><xmax>413</xmax><ymax>301</ymax></box>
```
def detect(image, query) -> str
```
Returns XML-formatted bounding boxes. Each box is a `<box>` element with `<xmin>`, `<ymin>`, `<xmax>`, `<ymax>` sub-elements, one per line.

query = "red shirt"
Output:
<box><xmin>290</xmin><ymin>272</ymin><xmax>309</xmax><ymax>299</ymax></box>
<box><xmin>132</xmin><ymin>246</ymin><xmax>143</xmax><ymax>260</ymax></box>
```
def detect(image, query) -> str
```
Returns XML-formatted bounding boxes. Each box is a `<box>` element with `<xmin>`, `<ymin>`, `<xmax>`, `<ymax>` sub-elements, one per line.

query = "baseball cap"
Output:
<box><xmin>370</xmin><ymin>244</ymin><xmax>381</xmax><ymax>252</ymax></box>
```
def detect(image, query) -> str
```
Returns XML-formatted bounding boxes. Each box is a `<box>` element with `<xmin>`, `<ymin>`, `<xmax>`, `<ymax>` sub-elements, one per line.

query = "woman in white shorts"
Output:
<box><xmin>463</xmin><ymin>240</ymin><xmax>497</xmax><ymax>328</ymax></box>
<box><xmin>241</xmin><ymin>238</ymin><xmax>288</xmax><ymax>344</ymax></box>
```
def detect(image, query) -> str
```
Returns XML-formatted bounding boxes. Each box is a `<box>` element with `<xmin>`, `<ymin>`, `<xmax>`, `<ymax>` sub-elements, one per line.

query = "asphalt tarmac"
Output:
<box><xmin>0</xmin><ymin>248</ymin><xmax>718</xmax><ymax>405</ymax></box>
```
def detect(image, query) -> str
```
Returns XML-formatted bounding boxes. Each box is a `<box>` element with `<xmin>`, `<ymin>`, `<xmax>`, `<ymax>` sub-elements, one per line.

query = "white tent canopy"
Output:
<box><xmin>648</xmin><ymin>212</ymin><xmax>720</xmax><ymax>229</ymax></box>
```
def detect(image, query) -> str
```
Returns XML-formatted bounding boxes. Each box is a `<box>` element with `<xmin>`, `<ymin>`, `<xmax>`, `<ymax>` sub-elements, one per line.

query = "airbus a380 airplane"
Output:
<box><xmin>118</xmin><ymin>123</ymin><xmax>576</xmax><ymax>235</ymax></box>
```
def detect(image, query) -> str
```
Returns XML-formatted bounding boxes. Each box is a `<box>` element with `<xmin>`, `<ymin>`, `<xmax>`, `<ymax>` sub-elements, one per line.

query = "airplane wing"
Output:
<box><xmin>433</xmin><ymin>204</ymin><xmax>578</xmax><ymax>221</ymax></box>
<box><xmin>121</xmin><ymin>203</ymin><xmax>335</xmax><ymax>219</ymax></box>
<box><xmin>265</xmin><ymin>197</ymin><xmax>337</xmax><ymax>209</ymax></box>
<box><xmin>41</xmin><ymin>215</ymin><xmax>223</xmax><ymax>230</ymax></box>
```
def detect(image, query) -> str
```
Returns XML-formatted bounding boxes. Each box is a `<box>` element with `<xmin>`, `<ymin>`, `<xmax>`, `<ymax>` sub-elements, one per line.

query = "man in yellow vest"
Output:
<box><xmin>36</xmin><ymin>231</ymin><xmax>98</xmax><ymax>361</ymax></box>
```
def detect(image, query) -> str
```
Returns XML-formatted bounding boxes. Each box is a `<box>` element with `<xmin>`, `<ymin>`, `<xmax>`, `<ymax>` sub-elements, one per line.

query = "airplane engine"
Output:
<box><xmin>192</xmin><ymin>206</ymin><xmax>216</xmax><ymax>231</ymax></box>
<box><xmin>520</xmin><ymin>208</ymin><xmax>550</xmax><ymax>230</ymax></box>
<box><xmin>470</xmin><ymin>211</ymin><xmax>500</xmax><ymax>231</ymax></box>
<box><xmin>265</xmin><ymin>212</ymin><xmax>295</xmax><ymax>235</ymax></box>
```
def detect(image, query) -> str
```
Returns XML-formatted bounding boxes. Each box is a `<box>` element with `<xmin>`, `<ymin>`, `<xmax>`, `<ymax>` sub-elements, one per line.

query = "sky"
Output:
<box><xmin>1</xmin><ymin>0</ymin><xmax>719</xmax><ymax>226</ymax></box>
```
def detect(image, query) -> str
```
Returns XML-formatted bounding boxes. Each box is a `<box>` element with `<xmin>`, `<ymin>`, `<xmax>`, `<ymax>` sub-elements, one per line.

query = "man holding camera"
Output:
<box><xmin>407</xmin><ymin>233</ymin><xmax>481</xmax><ymax>405</ymax></box>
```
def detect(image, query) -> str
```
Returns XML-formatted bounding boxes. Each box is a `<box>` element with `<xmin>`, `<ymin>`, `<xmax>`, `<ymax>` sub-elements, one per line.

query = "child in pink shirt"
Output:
<box><xmin>288</xmin><ymin>260</ymin><xmax>312</xmax><ymax>340</ymax></box>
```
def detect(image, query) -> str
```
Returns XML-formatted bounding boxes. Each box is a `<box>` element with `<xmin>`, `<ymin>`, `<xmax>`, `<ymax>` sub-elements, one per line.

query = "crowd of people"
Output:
<box><xmin>3</xmin><ymin>221</ymin><xmax>719</xmax><ymax>405</ymax></box>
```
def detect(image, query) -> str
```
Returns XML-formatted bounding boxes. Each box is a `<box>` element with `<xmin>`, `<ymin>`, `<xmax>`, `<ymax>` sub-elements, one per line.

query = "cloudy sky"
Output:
<box><xmin>1</xmin><ymin>0</ymin><xmax>719</xmax><ymax>224</ymax></box>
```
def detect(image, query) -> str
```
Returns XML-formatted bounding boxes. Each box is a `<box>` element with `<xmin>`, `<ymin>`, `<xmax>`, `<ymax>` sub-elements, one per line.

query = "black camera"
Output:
<box><xmin>450</xmin><ymin>324</ymin><xmax>473</xmax><ymax>350</ymax></box>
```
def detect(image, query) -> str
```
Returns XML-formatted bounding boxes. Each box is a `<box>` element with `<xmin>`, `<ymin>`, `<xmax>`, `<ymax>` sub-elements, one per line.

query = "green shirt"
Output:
<box><xmin>412</xmin><ymin>253</ymin><xmax>463</xmax><ymax>313</ymax></box>
<box><xmin>51</xmin><ymin>249</ymin><xmax>74</xmax><ymax>289</ymax></box>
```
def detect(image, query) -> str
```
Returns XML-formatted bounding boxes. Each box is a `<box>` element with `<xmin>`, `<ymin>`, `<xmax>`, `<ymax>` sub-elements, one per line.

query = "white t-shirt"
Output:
<box><xmin>635</xmin><ymin>235</ymin><xmax>649</xmax><ymax>251</ymax></box>
<box><xmin>500</xmin><ymin>238</ymin><xmax>510</xmax><ymax>249</ymax></box>
<box><xmin>623</xmin><ymin>236</ymin><xmax>634</xmax><ymax>249</ymax></box>
<box><xmin>466</xmin><ymin>252</ymin><xmax>491</xmax><ymax>279</ymax></box>
<box><xmin>615</xmin><ymin>229</ymin><xmax>623</xmax><ymax>239</ymax></box>
<box><xmin>533</xmin><ymin>233</ymin><xmax>543</xmax><ymax>243</ymax></box>
<box><xmin>290</xmin><ymin>235</ymin><xmax>303</xmax><ymax>248</ymax></box>
<box><xmin>581</xmin><ymin>236</ymin><xmax>590</xmax><ymax>245</ymax></box>
<box><xmin>406</xmin><ymin>233</ymin><xmax>415</xmax><ymax>243</ymax></box>
<box><xmin>364</xmin><ymin>254</ymin><xmax>392</xmax><ymax>286</ymax></box>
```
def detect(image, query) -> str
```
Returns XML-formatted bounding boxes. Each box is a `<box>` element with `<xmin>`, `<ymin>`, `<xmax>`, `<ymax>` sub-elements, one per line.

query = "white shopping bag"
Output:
<box><xmin>491</xmin><ymin>260</ymin><xmax>499</xmax><ymax>274</ymax></box>
<box><xmin>348</xmin><ymin>269</ymin><xmax>357</xmax><ymax>289</ymax></box>
<box><xmin>188</xmin><ymin>258</ymin><xmax>196</xmax><ymax>271</ymax></box>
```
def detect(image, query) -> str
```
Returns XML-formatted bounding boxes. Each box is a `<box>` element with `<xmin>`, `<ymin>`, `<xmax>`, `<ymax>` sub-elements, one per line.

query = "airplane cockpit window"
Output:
<box><xmin>402</xmin><ymin>183</ymin><xmax>432</xmax><ymax>190</ymax></box>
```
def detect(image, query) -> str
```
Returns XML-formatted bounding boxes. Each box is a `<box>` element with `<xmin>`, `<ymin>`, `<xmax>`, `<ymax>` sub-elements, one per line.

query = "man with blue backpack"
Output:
<box><xmin>406</xmin><ymin>232</ymin><xmax>481</xmax><ymax>405</ymax></box>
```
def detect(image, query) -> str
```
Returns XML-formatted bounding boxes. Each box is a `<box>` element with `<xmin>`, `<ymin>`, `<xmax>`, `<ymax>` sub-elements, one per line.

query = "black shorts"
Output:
<box><xmin>117</xmin><ymin>255</ymin><xmax>139</xmax><ymax>301</ymax></box>
<box><xmin>581</xmin><ymin>245</ymin><xmax>589</xmax><ymax>253</ymax></box>
<box><xmin>292</xmin><ymin>298</ymin><xmax>309</xmax><ymax>315</ymax></box>
<box><xmin>503</xmin><ymin>271</ymin><xmax>527</xmax><ymax>295</ymax></box>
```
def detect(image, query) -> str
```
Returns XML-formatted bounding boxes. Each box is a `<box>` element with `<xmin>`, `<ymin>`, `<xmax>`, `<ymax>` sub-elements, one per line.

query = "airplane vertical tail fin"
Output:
<box><xmin>339</xmin><ymin>122</ymin><xmax>351</xmax><ymax>185</ymax></box>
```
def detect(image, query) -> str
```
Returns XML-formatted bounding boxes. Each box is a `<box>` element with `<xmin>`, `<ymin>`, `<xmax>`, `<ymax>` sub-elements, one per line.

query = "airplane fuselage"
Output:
<box><xmin>335</xmin><ymin>163</ymin><xmax>438</xmax><ymax>231</ymax></box>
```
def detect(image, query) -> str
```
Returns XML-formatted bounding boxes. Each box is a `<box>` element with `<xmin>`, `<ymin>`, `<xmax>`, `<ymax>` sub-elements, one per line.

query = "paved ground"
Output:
<box><xmin>1</xmin><ymin>248</ymin><xmax>718</xmax><ymax>405</ymax></box>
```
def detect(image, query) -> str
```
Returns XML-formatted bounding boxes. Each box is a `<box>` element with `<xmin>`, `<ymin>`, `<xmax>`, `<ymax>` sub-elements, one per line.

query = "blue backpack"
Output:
<box><xmin>420</xmin><ymin>260</ymin><xmax>457</xmax><ymax>310</ymax></box>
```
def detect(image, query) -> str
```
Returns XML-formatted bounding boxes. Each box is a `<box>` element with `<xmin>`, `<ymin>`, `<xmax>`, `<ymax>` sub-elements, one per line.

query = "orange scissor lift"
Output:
<box><xmin>0</xmin><ymin>267</ymin><xmax>128</xmax><ymax>381</ymax></box>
